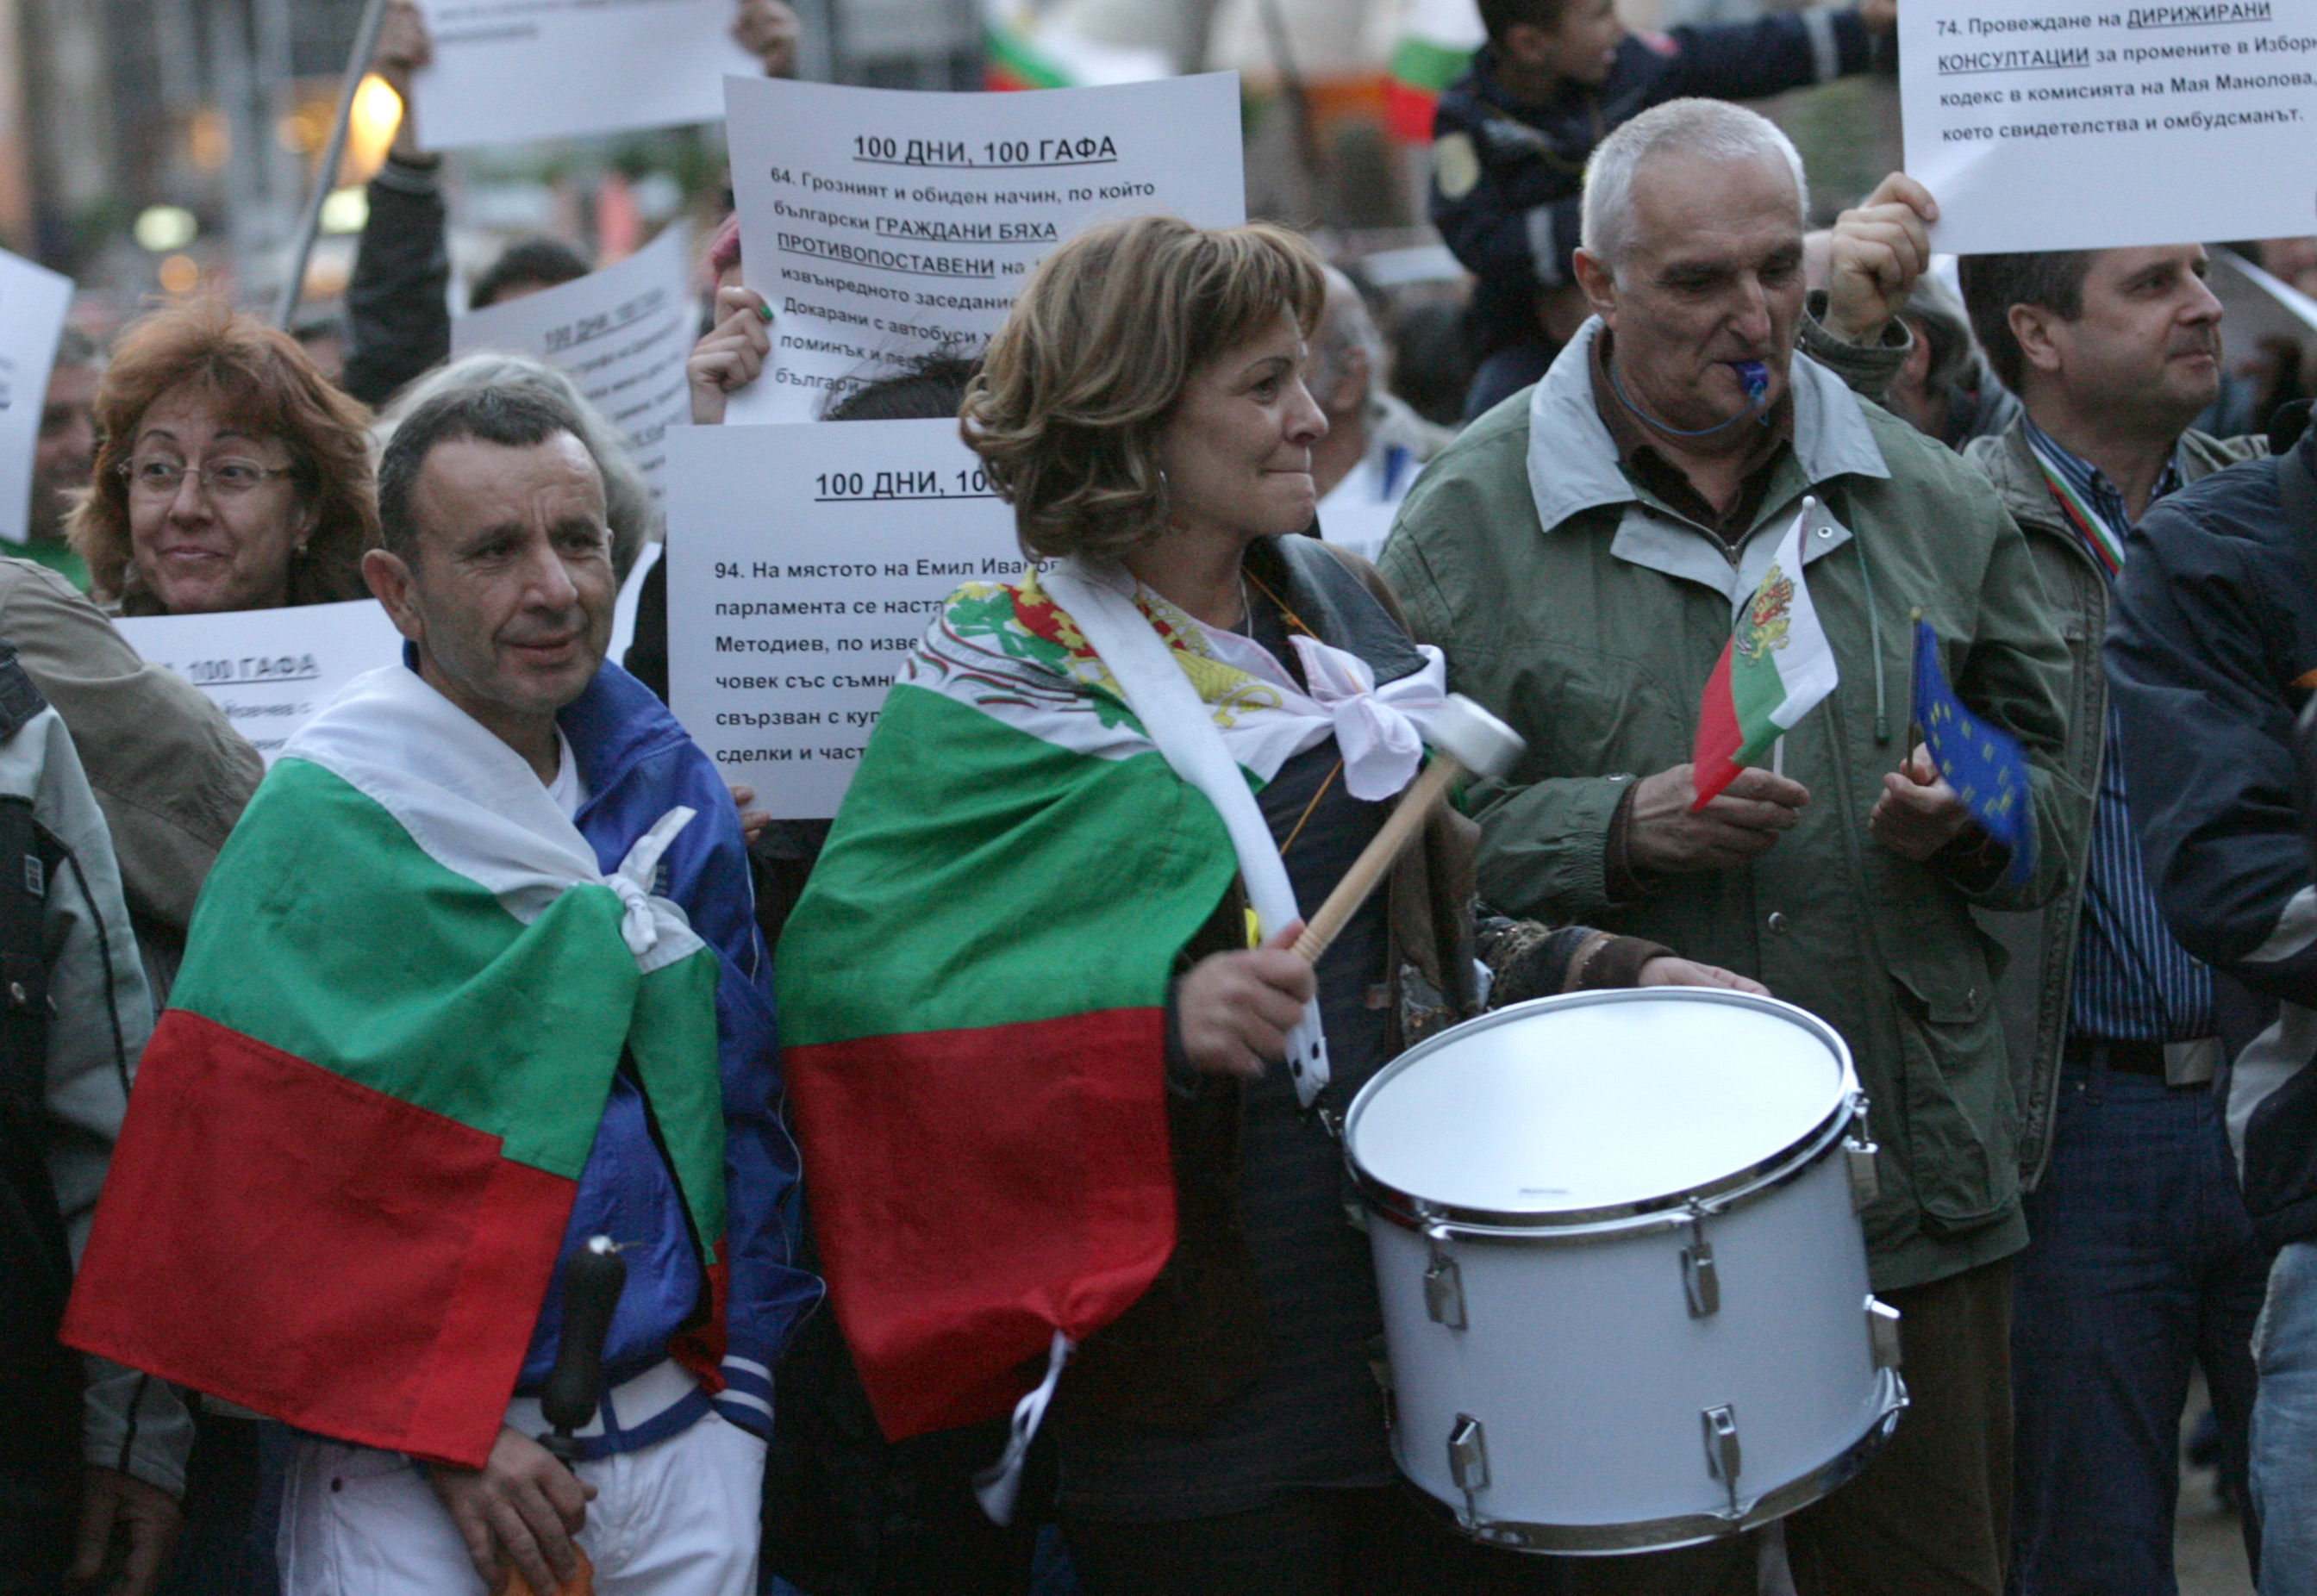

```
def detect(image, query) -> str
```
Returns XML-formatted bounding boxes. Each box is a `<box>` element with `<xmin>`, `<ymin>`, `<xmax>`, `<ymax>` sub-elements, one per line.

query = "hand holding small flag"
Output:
<box><xmin>1690</xmin><ymin>508</ymin><xmax>1840</xmax><ymax>810</ymax></box>
<box><xmin>1877</xmin><ymin>620</ymin><xmax>2034</xmax><ymax>884</ymax></box>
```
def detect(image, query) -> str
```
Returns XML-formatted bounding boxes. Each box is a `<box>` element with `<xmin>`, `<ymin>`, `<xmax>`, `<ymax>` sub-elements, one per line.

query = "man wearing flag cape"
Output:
<box><xmin>63</xmin><ymin>386</ymin><xmax>817</xmax><ymax>1595</ymax></box>
<box><xmin>777</xmin><ymin>215</ymin><xmax>1754</xmax><ymax>1591</ymax></box>
<box><xmin>1380</xmin><ymin>101</ymin><xmax>2089</xmax><ymax>1595</ymax></box>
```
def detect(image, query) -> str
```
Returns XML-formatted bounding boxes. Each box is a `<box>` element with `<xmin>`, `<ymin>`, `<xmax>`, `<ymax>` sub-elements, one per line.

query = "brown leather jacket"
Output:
<box><xmin>0</xmin><ymin>560</ymin><xmax>262</xmax><ymax>994</ymax></box>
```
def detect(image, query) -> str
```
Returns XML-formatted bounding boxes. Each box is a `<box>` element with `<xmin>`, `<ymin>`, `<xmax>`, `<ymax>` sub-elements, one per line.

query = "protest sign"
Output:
<box><xmin>665</xmin><ymin>418</ymin><xmax>1021</xmax><ymax>816</ymax></box>
<box><xmin>1902</xmin><ymin>0</ymin><xmax>2317</xmax><ymax>252</ymax></box>
<box><xmin>2212</xmin><ymin>246</ymin><xmax>2317</xmax><ymax>355</ymax></box>
<box><xmin>0</xmin><ymin>249</ymin><xmax>74</xmax><ymax>546</ymax></box>
<box><xmin>113</xmin><ymin>600</ymin><xmax>408</xmax><ymax>764</ymax></box>
<box><xmin>453</xmin><ymin>225</ymin><xmax>692</xmax><ymax>509</ymax></box>
<box><xmin>409</xmin><ymin>0</ymin><xmax>759</xmax><ymax>148</ymax></box>
<box><xmin>721</xmin><ymin>72</ymin><xmax>1245</xmax><ymax>423</ymax></box>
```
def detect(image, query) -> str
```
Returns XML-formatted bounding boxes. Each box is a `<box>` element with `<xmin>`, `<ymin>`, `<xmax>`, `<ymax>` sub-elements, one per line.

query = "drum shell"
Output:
<box><xmin>1371</xmin><ymin>1139</ymin><xmax>1890</xmax><ymax>1547</ymax></box>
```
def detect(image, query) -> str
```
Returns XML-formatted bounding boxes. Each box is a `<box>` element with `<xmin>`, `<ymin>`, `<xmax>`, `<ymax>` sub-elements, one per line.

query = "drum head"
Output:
<box><xmin>1346</xmin><ymin>989</ymin><xmax>1852</xmax><ymax>1224</ymax></box>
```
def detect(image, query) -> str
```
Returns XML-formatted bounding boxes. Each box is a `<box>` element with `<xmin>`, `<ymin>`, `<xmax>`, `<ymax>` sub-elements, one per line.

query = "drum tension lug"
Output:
<box><xmin>1681</xmin><ymin>1201</ymin><xmax>1720</xmax><ymax>1319</ymax></box>
<box><xmin>1422</xmin><ymin>1223</ymin><xmax>1467</xmax><ymax>1331</ymax></box>
<box><xmin>1845</xmin><ymin>1102</ymin><xmax>1882</xmax><ymax>1212</ymax></box>
<box><xmin>1702</xmin><ymin>1404</ymin><xmax>1743</xmax><ymax>1518</ymax></box>
<box><xmin>1447</xmin><ymin>1413</ymin><xmax>1490</xmax><ymax>1525</ymax></box>
<box><xmin>1865</xmin><ymin>1296</ymin><xmax>1904</xmax><ymax>1370</ymax></box>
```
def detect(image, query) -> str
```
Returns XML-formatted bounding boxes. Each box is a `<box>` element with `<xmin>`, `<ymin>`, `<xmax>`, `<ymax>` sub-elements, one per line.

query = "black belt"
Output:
<box><xmin>2063</xmin><ymin>1036</ymin><xmax>2168</xmax><ymax>1076</ymax></box>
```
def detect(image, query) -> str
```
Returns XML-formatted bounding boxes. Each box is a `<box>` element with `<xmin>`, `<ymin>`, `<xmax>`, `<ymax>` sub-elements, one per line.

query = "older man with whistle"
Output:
<box><xmin>1380</xmin><ymin>98</ymin><xmax>2089</xmax><ymax>1596</ymax></box>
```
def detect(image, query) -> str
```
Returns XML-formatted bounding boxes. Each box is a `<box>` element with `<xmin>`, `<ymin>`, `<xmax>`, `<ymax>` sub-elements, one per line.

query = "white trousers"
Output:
<box><xmin>277</xmin><ymin>1409</ymin><xmax>765</xmax><ymax>1596</ymax></box>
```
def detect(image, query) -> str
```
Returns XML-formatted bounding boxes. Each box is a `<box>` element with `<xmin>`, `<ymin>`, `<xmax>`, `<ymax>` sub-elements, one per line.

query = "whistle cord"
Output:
<box><xmin>1608</xmin><ymin>357</ymin><xmax>1771</xmax><ymax>440</ymax></box>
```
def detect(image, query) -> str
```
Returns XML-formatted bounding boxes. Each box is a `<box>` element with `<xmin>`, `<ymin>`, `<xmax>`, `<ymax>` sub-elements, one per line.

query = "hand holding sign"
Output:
<box><xmin>1821</xmin><ymin>172</ymin><xmax>1940</xmax><ymax>345</ymax></box>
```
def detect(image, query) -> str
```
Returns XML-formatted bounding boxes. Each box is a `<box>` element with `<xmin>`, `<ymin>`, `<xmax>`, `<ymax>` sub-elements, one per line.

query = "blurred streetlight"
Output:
<box><xmin>275</xmin><ymin>74</ymin><xmax>403</xmax><ymax>188</ymax></box>
<box><xmin>134</xmin><ymin>206</ymin><xmax>199</xmax><ymax>252</ymax></box>
<box><xmin>343</xmin><ymin>74</ymin><xmax>403</xmax><ymax>184</ymax></box>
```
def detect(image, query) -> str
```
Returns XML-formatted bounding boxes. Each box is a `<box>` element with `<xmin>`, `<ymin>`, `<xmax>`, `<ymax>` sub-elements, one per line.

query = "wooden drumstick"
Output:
<box><xmin>1291</xmin><ymin>695</ymin><xmax>1526</xmax><ymax>963</ymax></box>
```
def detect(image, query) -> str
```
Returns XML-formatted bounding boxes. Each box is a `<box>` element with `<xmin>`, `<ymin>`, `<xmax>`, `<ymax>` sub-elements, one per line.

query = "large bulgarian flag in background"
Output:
<box><xmin>1387</xmin><ymin>0</ymin><xmax>1484</xmax><ymax>140</ymax></box>
<box><xmin>64</xmin><ymin>669</ymin><xmax>727</xmax><ymax>1468</ymax></box>
<box><xmin>1691</xmin><ymin>510</ymin><xmax>1840</xmax><ymax>808</ymax></box>
<box><xmin>777</xmin><ymin>575</ymin><xmax>1258</xmax><ymax>1441</ymax></box>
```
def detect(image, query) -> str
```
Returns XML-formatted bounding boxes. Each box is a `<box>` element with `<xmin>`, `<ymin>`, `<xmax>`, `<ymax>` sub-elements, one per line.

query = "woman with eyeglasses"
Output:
<box><xmin>70</xmin><ymin>299</ymin><xmax>376</xmax><ymax>614</ymax></box>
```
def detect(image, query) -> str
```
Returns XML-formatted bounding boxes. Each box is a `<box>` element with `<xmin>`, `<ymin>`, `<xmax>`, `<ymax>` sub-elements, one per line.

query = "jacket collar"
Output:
<box><xmin>1972</xmin><ymin>415</ymin><xmax>2257</xmax><ymax>543</ymax></box>
<box><xmin>1250</xmin><ymin>533</ymin><xmax>1431</xmax><ymax>688</ymax></box>
<box><xmin>1526</xmin><ymin>317</ymin><xmax>1890</xmax><ymax>537</ymax></box>
<box><xmin>558</xmin><ymin>658</ymin><xmax>693</xmax><ymax>804</ymax></box>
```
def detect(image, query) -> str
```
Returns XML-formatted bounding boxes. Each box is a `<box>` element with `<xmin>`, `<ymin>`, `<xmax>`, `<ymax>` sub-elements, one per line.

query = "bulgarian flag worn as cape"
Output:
<box><xmin>1691</xmin><ymin>508</ymin><xmax>1839</xmax><ymax>808</ymax></box>
<box><xmin>778</xmin><ymin>567</ymin><xmax>1441</xmax><ymax>1442</ymax></box>
<box><xmin>64</xmin><ymin>665</ymin><xmax>728</xmax><ymax>1468</ymax></box>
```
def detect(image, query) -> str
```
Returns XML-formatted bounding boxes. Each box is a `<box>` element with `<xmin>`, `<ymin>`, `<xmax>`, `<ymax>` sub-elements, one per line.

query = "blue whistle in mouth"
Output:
<box><xmin>1733</xmin><ymin>359</ymin><xmax>1769</xmax><ymax>405</ymax></box>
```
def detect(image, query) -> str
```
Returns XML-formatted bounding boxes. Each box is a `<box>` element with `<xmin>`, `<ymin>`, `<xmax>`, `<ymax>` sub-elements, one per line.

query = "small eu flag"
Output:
<box><xmin>1912</xmin><ymin>620</ymin><xmax>2034</xmax><ymax>885</ymax></box>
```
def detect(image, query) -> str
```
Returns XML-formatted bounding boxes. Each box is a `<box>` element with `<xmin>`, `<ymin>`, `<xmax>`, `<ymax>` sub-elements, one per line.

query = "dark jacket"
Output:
<box><xmin>2107</xmin><ymin>427</ymin><xmax>2317</xmax><ymax>1249</ymax></box>
<box><xmin>0</xmin><ymin>648</ymin><xmax>190</xmax><ymax>1553</ymax></box>
<box><xmin>341</xmin><ymin>155</ymin><xmax>453</xmax><ymax>411</ymax></box>
<box><xmin>1431</xmin><ymin>9</ymin><xmax>1873</xmax><ymax>361</ymax></box>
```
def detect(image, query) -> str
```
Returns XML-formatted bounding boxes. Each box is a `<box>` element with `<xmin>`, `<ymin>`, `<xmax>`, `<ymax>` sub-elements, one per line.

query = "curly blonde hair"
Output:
<box><xmin>70</xmin><ymin>298</ymin><xmax>378</xmax><ymax>612</ymax></box>
<box><xmin>961</xmin><ymin>216</ymin><xmax>1326</xmax><ymax>561</ymax></box>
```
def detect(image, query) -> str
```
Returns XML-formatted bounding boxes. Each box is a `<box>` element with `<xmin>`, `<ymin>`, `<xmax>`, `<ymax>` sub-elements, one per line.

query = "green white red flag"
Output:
<box><xmin>1386</xmin><ymin>0</ymin><xmax>1483</xmax><ymax>140</ymax></box>
<box><xmin>62</xmin><ymin>667</ymin><xmax>728</xmax><ymax>1468</ymax></box>
<box><xmin>1690</xmin><ymin>510</ymin><xmax>1839</xmax><ymax>809</ymax></box>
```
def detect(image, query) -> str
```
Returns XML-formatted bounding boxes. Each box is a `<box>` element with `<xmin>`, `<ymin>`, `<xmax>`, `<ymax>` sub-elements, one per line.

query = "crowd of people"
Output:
<box><xmin>9</xmin><ymin>1</ymin><xmax>2317</xmax><ymax>1594</ymax></box>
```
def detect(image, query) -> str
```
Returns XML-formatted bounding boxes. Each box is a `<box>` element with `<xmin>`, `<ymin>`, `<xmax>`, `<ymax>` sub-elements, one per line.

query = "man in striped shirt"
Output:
<box><xmin>1950</xmin><ymin>248</ymin><xmax>2272</xmax><ymax>1591</ymax></box>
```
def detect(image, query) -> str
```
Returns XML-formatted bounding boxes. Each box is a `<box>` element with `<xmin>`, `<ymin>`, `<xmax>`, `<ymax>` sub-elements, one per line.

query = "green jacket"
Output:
<box><xmin>1378</xmin><ymin>320</ymin><xmax>2092</xmax><ymax>1292</ymax></box>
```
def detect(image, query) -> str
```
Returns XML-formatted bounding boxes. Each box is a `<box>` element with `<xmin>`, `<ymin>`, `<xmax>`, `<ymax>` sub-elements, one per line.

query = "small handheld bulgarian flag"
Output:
<box><xmin>1691</xmin><ymin>507</ymin><xmax>1840</xmax><ymax>810</ymax></box>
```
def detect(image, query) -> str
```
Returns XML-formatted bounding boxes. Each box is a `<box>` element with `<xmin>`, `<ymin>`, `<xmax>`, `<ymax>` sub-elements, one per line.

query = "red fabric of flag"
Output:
<box><xmin>785</xmin><ymin>1006</ymin><xmax>1176</xmax><ymax>1441</ymax></box>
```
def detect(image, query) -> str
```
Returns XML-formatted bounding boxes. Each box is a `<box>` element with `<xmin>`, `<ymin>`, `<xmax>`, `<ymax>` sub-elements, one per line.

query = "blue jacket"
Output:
<box><xmin>2107</xmin><ymin>427</ymin><xmax>2317</xmax><ymax>1249</ymax></box>
<box><xmin>515</xmin><ymin>659</ymin><xmax>820</xmax><ymax>1446</ymax></box>
<box><xmin>1431</xmin><ymin>9</ymin><xmax>1872</xmax><ymax>361</ymax></box>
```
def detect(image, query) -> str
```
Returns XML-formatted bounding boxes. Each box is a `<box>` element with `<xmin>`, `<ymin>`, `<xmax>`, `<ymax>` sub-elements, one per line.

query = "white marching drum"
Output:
<box><xmin>1344</xmin><ymin>988</ymin><xmax>1906</xmax><ymax>1553</ymax></box>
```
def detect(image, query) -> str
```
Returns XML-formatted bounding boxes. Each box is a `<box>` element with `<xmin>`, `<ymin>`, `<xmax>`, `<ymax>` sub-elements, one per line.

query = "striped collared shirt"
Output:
<box><xmin>2021</xmin><ymin>417</ymin><xmax>2214</xmax><ymax>1044</ymax></box>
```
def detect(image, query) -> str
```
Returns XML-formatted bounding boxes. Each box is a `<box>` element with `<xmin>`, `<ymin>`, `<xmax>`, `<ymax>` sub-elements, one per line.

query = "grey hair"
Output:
<box><xmin>372</xmin><ymin>351</ymin><xmax>653</xmax><ymax>580</ymax></box>
<box><xmin>1580</xmin><ymin>98</ymin><xmax>1808</xmax><ymax>271</ymax></box>
<box><xmin>1311</xmin><ymin>267</ymin><xmax>1389</xmax><ymax>402</ymax></box>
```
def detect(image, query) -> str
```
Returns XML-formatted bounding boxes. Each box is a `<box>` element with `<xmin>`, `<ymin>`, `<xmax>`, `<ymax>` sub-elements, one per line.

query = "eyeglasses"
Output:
<box><xmin>118</xmin><ymin>455</ymin><xmax>296</xmax><ymax>498</ymax></box>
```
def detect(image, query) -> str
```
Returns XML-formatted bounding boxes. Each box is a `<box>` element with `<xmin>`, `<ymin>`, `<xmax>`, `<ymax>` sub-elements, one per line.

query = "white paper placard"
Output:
<box><xmin>410</xmin><ymin>0</ymin><xmax>760</xmax><ymax>148</ymax></box>
<box><xmin>1902</xmin><ymin>0</ymin><xmax>2317</xmax><ymax>253</ymax></box>
<box><xmin>722</xmin><ymin>72</ymin><xmax>1246</xmax><ymax>423</ymax></box>
<box><xmin>0</xmin><ymin>250</ymin><xmax>75</xmax><ymax>546</ymax></box>
<box><xmin>665</xmin><ymin>418</ymin><xmax>1022</xmax><ymax>816</ymax></box>
<box><xmin>452</xmin><ymin>226</ymin><xmax>694</xmax><ymax>512</ymax></box>
<box><xmin>112</xmin><ymin>600</ymin><xmax>409</xmax><ymax>764</ymax></box>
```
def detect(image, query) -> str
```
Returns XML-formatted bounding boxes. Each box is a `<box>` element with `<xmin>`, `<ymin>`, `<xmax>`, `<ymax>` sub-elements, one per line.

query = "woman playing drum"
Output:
<box><xmin>775</xmin><ymin>215</ymin><xmax>1757</xmax><ymax>1596</ymax></box>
